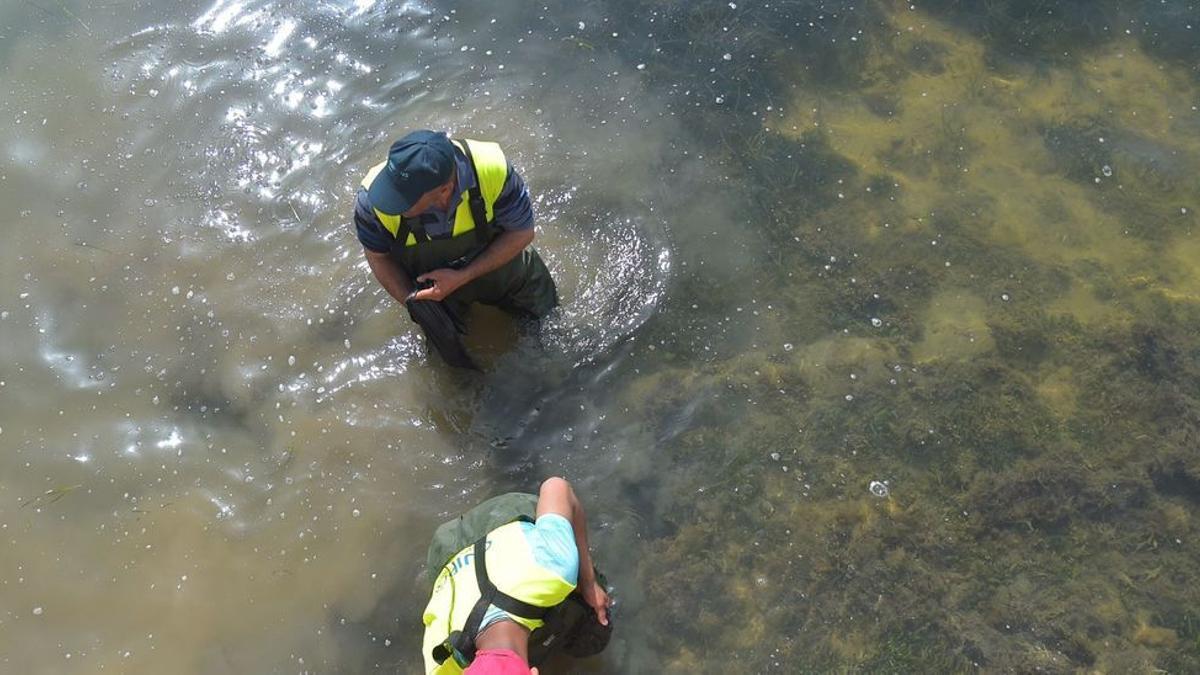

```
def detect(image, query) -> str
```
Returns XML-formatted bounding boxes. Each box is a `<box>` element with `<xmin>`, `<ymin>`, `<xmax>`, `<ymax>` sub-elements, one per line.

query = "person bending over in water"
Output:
<box><xmin>422</xmin><ymin>477</ymin><xmax>612</xmax><ymax>674</ymax></box>
<box><xmin>353</xmin><ymin>130</ymin><xmax>557</xmax><ymax>367</ymax></box>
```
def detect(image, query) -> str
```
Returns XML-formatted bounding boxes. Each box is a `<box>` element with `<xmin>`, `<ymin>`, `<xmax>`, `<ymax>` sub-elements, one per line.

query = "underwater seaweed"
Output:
<box><xmin>604</xmin><ymin>1</ymin><xmax>1200</xmax><ymax>670</ymax></box>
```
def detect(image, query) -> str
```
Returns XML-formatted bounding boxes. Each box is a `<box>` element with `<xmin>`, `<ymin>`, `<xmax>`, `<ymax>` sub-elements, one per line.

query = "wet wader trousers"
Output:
<box><xmin>393</xmin><ymin>237</ymin><xmax>558</xmax><ymax>322</ymax></box>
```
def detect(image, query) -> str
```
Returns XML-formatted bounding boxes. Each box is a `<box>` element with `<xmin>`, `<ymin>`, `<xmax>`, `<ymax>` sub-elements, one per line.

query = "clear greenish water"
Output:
<box><xmin>1</xmin><ymin>1</ymin><xmax>1199</xmax><ymax>672</ymax></box>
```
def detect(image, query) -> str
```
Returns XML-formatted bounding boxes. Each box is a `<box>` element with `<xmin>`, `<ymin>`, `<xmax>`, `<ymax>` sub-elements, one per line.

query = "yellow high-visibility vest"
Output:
<box><xmin>421</xmin><ymin>520</ymin><xmax>577</xmax><ymax>674</ymax></box>
<box><xmin>360</xmin><ymin>139</ymin><xmax>508</xmax><ymax>247</ymax></box>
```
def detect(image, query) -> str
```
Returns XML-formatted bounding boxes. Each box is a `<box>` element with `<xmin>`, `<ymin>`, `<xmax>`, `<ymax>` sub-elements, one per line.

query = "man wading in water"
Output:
<box><xmin>353</xmin><ymin>130</ymin><xmax>557</xmax><ymax>367</ymax></box>
<box><xmin>422</xmin><ymin>478</ymin><xmax>612</xmax><ymax>674</ymax></box>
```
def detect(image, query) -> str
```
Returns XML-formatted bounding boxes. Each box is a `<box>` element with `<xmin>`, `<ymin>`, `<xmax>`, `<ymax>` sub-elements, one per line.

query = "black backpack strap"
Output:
<box><xmin>457</xmin><ymin>140</ymin><xmax>494</xmax><ymax>245</ymax></box>
<box><xmin>430</xmin><ymin>639</ymin><xmax>457</xmax><ymax>666</ymax></box>
<box><xmin>392</xmin><ymin>215</ymin><xmax>415</xmax><ymax>250</ymax></box>
<box><xmin>431</xmin><ymin>532</ymin><xmax>548</xmax><ymax>667</ymax></box>
<box><xmin>474</xmin><ymin>537</ymin><xmax>547</xmax><ymax>620</ymax></box>
<box><xmin>399</xmin><ymin>215</ymin><xmax>430</xmax><ymax>244</ymax></box>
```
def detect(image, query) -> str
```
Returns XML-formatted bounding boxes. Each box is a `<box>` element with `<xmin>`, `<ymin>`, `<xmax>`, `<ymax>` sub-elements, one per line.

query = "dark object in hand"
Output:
<box><xmin>405</xmin><ymin>281</ymin><xmax>479</xmax><ymax>370</ymax></box>
<box><xmin>527</xmin><ymin>577</ymin><xmax>614</xmax><ymax>665</ymax></box>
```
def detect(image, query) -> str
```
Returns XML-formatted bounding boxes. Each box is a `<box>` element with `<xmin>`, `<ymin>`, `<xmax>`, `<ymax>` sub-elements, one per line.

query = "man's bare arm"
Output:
<box><xmin>461</xmin><ymin>228</ymin><xmax>534</xmax><ymax>282</ymax></box>
<box><xmin>364</xmin><ymin>248</ymin><xmax>413</xmax><ymax>303</ymax></box>
<box><xmin>409</xmin><ymin>228</ymin><xmax>534</xmax><ymax>302</ymax></box>
<box><xmin>536</xmin><ymin>476</ymin><xmax>610</xmax><ymax>625</ymax></box>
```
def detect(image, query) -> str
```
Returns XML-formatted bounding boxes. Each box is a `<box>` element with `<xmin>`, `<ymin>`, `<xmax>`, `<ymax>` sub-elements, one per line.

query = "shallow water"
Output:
<box><xmin>2</xmin><ymin>0</ymin><xmax>1200</xmax><ymax>672</ymax></box>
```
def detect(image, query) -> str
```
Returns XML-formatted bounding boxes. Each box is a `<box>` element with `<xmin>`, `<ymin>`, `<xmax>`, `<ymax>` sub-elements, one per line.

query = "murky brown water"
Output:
<box><xmin>0</xmin><ymin>1</ymin><xmax>687</xmax><ymax>671</ymax></box>
<box><xmin>3</xmin><ymin>0</ymin><xmax>1200</xmax><ymax>672</ymax></box>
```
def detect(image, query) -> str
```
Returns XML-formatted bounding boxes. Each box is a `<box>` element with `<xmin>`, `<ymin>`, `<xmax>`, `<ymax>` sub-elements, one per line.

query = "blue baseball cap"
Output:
<box><xmin>367</xmin><ymin>130</ymin><xmax>456</xmax><ymax>215</ymax></box>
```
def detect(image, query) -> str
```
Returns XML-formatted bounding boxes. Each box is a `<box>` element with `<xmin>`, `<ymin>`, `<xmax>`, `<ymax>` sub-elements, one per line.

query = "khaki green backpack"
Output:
<box><xmin>425</xmin><ymin>492</ymin><xmax>538</xmax><ymax>585</ymax></box>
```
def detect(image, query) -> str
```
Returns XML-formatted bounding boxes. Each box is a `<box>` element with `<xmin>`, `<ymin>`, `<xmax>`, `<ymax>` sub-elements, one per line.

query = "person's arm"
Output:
<box><xmin>536</xmin><ymin>477</ymin><xmax>610</xmax><ymax>625</ymax></box>
<box><xmin>354</xmin><ymin>189</ymin><xmax>414</xmax><ymax>303</ymax></box>
<box><xmin>408</xmin><ymin>229</ymin><xmax>533</xmax><ymax>302</ymax></box>
<box><xmin>364</xmin><ymin>248</ymin><xmax>413</xmax><ymax>303</ymax></box>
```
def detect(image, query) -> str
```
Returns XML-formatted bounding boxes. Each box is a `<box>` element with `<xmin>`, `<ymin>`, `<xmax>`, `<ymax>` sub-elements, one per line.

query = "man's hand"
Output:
<box><xmin>580</xmin><ymin>578</ymin><xmax>611</xmax><ymax>626</ymax></box>
<box><xmin>406</xmin><ymin>230</ymin><xmax>534</xmax><ymax>303</ymax></box>
<box><xmin>410</xmin><ymin>267</ymin><xmax>469</xmax><ymax>302</ymax></box>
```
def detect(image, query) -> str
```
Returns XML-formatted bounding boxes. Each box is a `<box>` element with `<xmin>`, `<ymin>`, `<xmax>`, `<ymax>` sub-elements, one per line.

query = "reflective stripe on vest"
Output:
<box><xmin>360</xmin><ymin>139</ymin><xmax>508</xmax><ymax>247</ymax></box>
<box><xmin>421</xmin><ymin>520</ymin><xmax>576</xmax><ymax>674</ymax></box>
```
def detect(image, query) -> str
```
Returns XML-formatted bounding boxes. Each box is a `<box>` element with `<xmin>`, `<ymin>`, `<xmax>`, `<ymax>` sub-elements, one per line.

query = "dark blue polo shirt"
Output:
<box><xmin>354</xmin><ymin>144</ymin><xmax>534</xmax><ymax>254</ymax></box>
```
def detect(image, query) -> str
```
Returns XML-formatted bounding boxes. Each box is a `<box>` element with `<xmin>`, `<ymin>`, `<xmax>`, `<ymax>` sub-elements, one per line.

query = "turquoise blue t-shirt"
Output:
<box><xmin>479</xmin><ymin>513</ymin><xmax>578</xmax><ymax>630</ymax></box>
